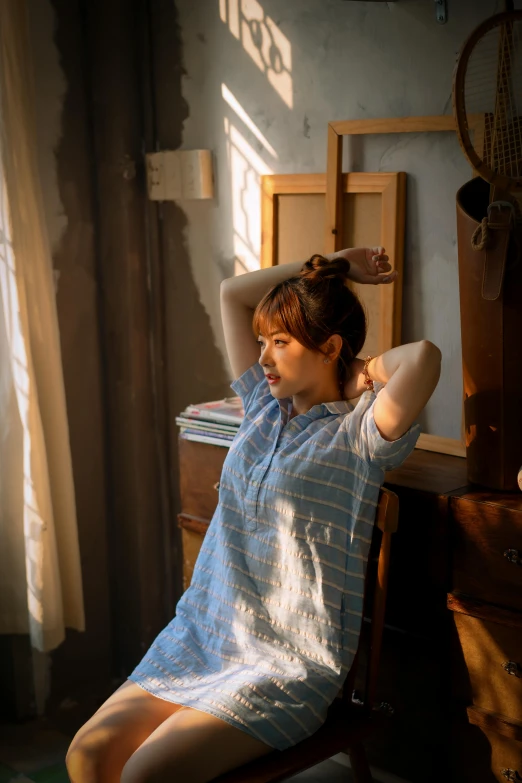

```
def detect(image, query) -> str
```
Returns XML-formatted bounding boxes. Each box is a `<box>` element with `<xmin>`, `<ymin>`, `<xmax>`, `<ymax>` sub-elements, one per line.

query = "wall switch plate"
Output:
<box><xmin>146</xmin><ymin>149</ymin><xmax>214</xmax><ymax>200</ymax></box>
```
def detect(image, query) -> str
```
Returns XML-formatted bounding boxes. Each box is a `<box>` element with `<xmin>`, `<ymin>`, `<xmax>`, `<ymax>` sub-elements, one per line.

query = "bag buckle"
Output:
<box><xmin>487</xmin><ymin>200</ymin><xmax>516</xmax><ymax>219</ymax></box>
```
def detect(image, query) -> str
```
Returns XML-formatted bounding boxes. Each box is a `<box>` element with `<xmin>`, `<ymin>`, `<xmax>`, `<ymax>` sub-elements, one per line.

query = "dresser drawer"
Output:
<box><xmin>452</xmin><ymin>712</ymin><xmax>522</xmax><ymax>782</ymax></box>
<box><xmin>452</xmin><ymin>611</ymin><xmax>522</xmax><ymax>723</ymax></box>
<box><xmin>451</xmin><ymin>498</ymin><xmax>522</xmax><ymax>611</ymax></box>
<box><xmin>178</xmin><ymin>437</ymin><xmax>227</xmax><ymax>521</ymax></box>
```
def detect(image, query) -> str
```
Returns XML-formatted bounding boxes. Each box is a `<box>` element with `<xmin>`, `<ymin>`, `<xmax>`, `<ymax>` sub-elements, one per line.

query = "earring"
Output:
<box><xmin>323</xmin><ymin>358</ymin><xmax>329</xmax><ymax>364</ymax></box>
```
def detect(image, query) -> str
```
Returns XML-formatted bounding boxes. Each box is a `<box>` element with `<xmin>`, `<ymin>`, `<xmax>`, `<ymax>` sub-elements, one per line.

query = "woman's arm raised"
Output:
<box><xmin>221</xmin><ymin>246</ymin><xmax>399</xmax><ymax>382</ymax></box>
<box><xmin>221</xmin><ymin>247</ymin><xmax>393</xmax><ymax>309</ymax></box>
<box><xmin>220</xmin><ymin>258</ymin><xmax>309</xmax><ymax>380</ymax></box>
<box><xmin>221</xmin><ymin>258</ymin><xmax>315</xmax><ymax>309</ymax></box>
<box><xmin>367</xmin><ymin>341</ymin><xmax>442</xmax><ymax>442</ymax></box>
<box><xmin>220</xmin><ymin>254</ymin><xmax>349</xmax><ymax>379</ymax></box>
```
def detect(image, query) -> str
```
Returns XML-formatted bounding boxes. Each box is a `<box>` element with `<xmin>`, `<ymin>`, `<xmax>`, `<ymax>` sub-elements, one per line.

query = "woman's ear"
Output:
<box><xmin>322</xmin><ymin>334</ymin><xmax>343</xmax><ymax>362</ymax></box>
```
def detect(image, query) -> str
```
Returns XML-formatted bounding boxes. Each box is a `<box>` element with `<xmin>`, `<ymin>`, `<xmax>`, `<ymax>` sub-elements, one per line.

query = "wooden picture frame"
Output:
<box><xmin>323</xmin><ymin>115</ymin><xmax>484</xmax><ymax>459</ymax></box>
<box><xmin>261</xmin><ymin>172</ymin><xmax>405</xmax><ymax>361</ymax></box>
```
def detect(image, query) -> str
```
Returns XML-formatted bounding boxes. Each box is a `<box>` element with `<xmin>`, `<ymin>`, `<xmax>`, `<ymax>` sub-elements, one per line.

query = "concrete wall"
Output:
<box><xmin>174</xmin><ymin>0</ymin><xmax>506</xmax><ymax>441</ymax></box>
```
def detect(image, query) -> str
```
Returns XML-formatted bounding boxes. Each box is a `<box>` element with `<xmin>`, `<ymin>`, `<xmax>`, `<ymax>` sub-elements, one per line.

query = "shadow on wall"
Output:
<box><xmin>176</xmin><ymin>0</ymin><xmax>501</xmax><ymax>446</ymax></box>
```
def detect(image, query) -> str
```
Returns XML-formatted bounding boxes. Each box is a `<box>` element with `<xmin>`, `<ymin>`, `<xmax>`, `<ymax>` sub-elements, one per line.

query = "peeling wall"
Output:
<box><xmin>174</xmin><ymin>0</ymin><xmax>506</xmax><ymax>441</ymax></box>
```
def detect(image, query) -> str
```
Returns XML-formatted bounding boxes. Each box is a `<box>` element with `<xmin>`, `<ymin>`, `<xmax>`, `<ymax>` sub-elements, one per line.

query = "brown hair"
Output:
<box><xmin>252</xmin><ymin>254</ymin><xmax>367</xmax><ymax>401</ymax></box>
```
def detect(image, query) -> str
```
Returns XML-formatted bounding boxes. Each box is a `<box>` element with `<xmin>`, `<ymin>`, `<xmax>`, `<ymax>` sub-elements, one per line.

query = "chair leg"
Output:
<box><xmin>347</xmin><ymin>743</ymin><xmax>373</xmax><ymax>783</ymax></box>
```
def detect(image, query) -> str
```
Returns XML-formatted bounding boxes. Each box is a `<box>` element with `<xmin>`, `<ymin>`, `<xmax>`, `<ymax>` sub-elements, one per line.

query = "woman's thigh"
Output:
<box><xmin>66</xmin><ymin>680</ymin><xmax>185</xmax><ymax>783</ymax></box>
<box><xmin>121</xmin><ymin>706</ymin><xmax>275</xmax><ymax>783</ymax></box>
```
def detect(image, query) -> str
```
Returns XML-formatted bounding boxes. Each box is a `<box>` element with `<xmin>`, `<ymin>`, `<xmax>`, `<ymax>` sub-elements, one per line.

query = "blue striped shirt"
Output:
<box><xmin>129</xmin><ymin>361</ymin><xmax>421</xmax><ymax>750</ymax></box>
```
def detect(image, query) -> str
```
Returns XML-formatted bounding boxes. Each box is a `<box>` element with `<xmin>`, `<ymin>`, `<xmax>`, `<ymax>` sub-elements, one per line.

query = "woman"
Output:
<box><xmin>66</xmin><ymin>246</ymin><xmax>441</xmax><ymax>783</ymax></box>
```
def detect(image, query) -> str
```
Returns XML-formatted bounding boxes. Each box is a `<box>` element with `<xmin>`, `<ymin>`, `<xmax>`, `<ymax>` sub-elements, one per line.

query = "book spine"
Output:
<box><xmin>184</xmin><ymin>410</ymin><xmax>243</xmax><ymax>425</ymax></box>
<box><xmin>175</xmin><ymin>417</ymin><xmax>238</xmax><ymax>434</ymax></box>
<box><xmin>180</xmin><ymin>432</ymin><xmax>232</xmax><ymax>448</ymax></box>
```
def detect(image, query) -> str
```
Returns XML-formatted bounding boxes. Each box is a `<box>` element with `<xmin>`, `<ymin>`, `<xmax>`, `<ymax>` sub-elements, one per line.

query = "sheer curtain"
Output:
<box><xmin>0</xmin><ymin>0</ymin><xmax>85</xmax><ymax>652</ymax></box>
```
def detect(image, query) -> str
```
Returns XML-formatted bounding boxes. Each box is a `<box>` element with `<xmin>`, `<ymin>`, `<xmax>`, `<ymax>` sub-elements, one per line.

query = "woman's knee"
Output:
<box><xmin>65</xmin><ymin>724</ymin><xmax>119</xmax><ymax>783</ymax></box>
<box><xmin>65</xmin><ymin>683</ymin><xmax>183</xmax><ymax>783</ymax></box>
<box><xmin>65</xmin><ymin>731</ymin><xmax>97</xmax><ymax>783</ymax></box>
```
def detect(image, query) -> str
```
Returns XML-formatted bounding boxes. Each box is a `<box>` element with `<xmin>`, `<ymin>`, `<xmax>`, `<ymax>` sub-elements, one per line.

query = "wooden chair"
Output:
<box><xmin>212</xmin><ymin>486</ymin><xmax>400</xmax><ymax>783</ymax></box>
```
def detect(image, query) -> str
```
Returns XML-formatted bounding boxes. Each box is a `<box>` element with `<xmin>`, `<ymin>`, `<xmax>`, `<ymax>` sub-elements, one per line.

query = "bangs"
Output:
<box><xmin>252</xmin><ymin>283</ymin><xmax>312</xmax><ymax>347</ymax></box>
<box><xmin>252</xmin><ymin>300</ymin><xmax>286</xmax><ymax>339</ymax></box>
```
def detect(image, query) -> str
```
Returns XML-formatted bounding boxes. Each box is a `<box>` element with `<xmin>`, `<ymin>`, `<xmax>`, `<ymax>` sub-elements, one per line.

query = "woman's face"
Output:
<box><xmin>257</xmin><ymin>329</ymin><xmax>341</xmax><ymax>409</ymax></box>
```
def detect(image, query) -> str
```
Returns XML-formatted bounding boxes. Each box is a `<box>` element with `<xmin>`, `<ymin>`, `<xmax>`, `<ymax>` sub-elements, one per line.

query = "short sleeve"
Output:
<box><xmin>230</xmin><ymin>361</ymin><xmax>271</xmax><ymax>418</ymax></box>
<box><xmin>341</xmin><ymin>382</ymin><xmax>421</xmax><ymax>472</ymax></box>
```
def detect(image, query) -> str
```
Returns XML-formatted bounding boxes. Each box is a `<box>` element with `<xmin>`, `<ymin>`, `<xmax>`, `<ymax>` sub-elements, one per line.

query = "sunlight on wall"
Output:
<box><xmin>222</xmin><ymin>84</ymin><xmax>278</xmax><ymax>159</ymax></box>
<box><xmin>224</xmin><ymin>116</ymin><xmax>273</xmax><ymax>276</ymax></box>
<box><xmin>219</xmin><ymin>0</ymin><xmax>293</xmax><ymax>109</ymax></box>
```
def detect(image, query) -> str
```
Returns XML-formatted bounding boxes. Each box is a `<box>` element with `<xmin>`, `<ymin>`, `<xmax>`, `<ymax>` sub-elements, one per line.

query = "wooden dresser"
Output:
<box><xmin>177</xmin><ymin>436</ymin><xmax>522</xmax><ymax>782</ymax></box>
<box><xmin>447</xmin><ymin>488</ymin><xmax>522</xmax><ymax>782</ymax></box>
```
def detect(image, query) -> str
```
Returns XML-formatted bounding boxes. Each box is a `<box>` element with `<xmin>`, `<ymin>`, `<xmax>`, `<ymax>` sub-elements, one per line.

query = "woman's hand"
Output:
<box><xmin>336</xmin><ymin>246</ymin><xmax>398</xmax><ymax>286</ymax></box>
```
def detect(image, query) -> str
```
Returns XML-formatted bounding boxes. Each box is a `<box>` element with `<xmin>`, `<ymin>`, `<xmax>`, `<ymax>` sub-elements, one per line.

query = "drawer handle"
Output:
<box><xmin>503</xmin><ymin>548</ymin><xmax>522</xmax><ymax>566</ymax></box>
<box><xmin>501</xmin><ymin>770</ymin><xmax>521</xmax><ymax>781</ymax></box>
<box><xmin>352</xmin><ymin>691</ymin><xmax>395</xmax><ymax>717</ymax></box>
<box><xmin>375</xmin><ymin>701</ymin><xmax>395</xmax><ymax>717</ymax></box>
<box><xmin>213</xmin><ymin>481</ymin><xmax>220</xmax><ymax>491</ymax></box>
<box><xmin>501</xmin><ymin>660</ymin><xmax>521</xmax><ymax>678</ymax></box>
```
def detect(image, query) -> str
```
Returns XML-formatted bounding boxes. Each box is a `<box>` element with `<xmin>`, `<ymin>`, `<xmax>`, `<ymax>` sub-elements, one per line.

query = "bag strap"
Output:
<box><xmin>471</xmin><ymin>201</ymin><xmax>516</xmax><ymax>301</ymax></box>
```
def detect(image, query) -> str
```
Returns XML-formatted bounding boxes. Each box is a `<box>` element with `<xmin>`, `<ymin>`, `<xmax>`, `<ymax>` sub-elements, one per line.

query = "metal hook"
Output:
<box><xmin>434</xmin><ymin>0</ymin><xmax>447</xmax><ymax>24</ymax></box>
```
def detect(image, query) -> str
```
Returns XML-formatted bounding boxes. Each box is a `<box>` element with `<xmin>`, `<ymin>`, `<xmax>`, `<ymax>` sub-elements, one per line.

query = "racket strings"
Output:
<box><xmin>464</xmin><ymin>19</ymin><xmax>522</xmax><ymax>181</ymax></box>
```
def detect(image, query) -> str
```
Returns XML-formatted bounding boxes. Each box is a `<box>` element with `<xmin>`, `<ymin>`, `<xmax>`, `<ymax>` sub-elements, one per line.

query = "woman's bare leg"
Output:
<box><xmin>121</xmin><ymin>705</ymin><xmax>274</xmax><ymax>783</ymax></box>
<box><xmin>66</xmin><ymin>680</ymin><xmax>185</xmax><ymax>783</ymax></box>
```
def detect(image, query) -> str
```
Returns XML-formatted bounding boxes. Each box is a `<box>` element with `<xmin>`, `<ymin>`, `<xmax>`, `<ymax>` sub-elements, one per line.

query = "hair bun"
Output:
<box><xmin>300</xmin><ymin>254</ymin><xmax>349</xmax><ymax>284</ymax></box>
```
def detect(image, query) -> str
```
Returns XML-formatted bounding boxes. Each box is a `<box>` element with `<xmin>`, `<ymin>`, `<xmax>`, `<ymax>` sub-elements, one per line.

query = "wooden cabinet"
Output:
<box><xmin>448</xmin><ymin>491</ymin><xmax>522</xmax><ymax>783</ymax></box>
<box><xmin>176</xmin><ymin>435</ymin><xmax>522</xmax><ymax>782</ymax></box>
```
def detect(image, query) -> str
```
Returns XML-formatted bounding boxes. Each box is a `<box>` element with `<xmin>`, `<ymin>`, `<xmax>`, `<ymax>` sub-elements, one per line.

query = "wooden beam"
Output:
<box><xmin>325</xmin><ymin>123</ymin><xmax>343</xmax><ymax>254</ymax></box>
<box><xmin>330</xmin><ymin>116</ymin><xmax>457</xmax><ymax>136</ymax></box>
<box><xmin>84</xmin><ymin>0</ymin><xmax>168</xmax><ymax>676</ymax></box>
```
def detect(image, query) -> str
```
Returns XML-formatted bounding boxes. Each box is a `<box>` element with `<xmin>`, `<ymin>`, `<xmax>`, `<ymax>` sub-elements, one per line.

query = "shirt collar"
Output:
<box><xmin>322</xmin><ymin>400</ymin><xmax>354</xmax><ymax>414</ymax></box>
<box><xmin>277</xmin><ymin>396</ymin><xmax>354</xmax><ymax>421</ymax></box>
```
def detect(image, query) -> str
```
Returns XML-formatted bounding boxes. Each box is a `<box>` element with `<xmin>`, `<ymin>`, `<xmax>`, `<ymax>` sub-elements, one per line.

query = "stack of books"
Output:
<box><xmin>176</xmin><ymin>396</ymin><xmax>244</xmax><ymax>447</ymax></box>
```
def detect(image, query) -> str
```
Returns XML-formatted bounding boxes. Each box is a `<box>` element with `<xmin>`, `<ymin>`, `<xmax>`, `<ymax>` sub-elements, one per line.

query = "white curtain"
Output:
<box><xmin>0</xmin><ymin>0</ymin><xmax>85</xmax><ymax>652</ymax></box>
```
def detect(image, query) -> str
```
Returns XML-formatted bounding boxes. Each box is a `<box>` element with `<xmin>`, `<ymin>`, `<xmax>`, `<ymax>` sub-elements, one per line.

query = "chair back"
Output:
<box><xmin>338</xmin><ymin>486</ymin><xmax>399</xmax><ymax>710</ymax></box>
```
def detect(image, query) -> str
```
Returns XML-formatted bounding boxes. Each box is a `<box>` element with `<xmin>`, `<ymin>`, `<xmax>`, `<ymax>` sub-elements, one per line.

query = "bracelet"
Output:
<box><xmin>362</xmin><ymin>355</ymin><xmax>375</xmax><ymax>393</ymax></box>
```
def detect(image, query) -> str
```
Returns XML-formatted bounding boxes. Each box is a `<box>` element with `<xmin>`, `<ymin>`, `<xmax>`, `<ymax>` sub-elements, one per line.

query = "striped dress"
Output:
<box><xmin>128</xmin><ymin>361</ymin><xmax>421</xmax><ymax>750</ymax></box>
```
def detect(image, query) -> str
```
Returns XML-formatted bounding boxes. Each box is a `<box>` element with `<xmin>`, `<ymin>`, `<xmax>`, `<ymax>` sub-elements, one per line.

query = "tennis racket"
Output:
<box><xmin>453</xmin><ymin>10</ymin><xmax>522</xmax><ymax>211</ymax></box>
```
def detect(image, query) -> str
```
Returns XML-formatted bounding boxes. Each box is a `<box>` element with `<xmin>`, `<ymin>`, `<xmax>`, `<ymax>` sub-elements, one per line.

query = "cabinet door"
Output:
<box><xmin>452</xmin><ymin>717</ymin><xmax>522</xmax><ymax>783</ymax></box>
<box><xmin>178</xmin><ymin>438</ymin><xmax>226</xmax><ymax>520</ymax></box>
<box><xmin>451</xmin><ymin>498</ymin><xmax>522</xmax><ymax>612</ymax></box>
<box><xmin>452</xmin><ymin>612</ymin><xmax>522</xmax><ymax>723</ymax></box>
<box><xmin>354</xmin><ymin>621</ymin><xmax>450</xmax><ymax>782</ymax></box>
<box><xmin>178</xmin><ymin>438</ymin><xmax>227</xmax><ymax>592</ymax></box>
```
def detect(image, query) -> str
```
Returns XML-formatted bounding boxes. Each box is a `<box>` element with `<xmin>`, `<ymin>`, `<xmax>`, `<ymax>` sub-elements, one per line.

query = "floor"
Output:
<box><xmin>0</xmin><ymin>721</ymin><xmax>409</xmax><ymax>783</ymax></box>
<box><xmin>0</xmin><ymin>721</ymin><xmax>70</xmax><ymax>783</ymax></box>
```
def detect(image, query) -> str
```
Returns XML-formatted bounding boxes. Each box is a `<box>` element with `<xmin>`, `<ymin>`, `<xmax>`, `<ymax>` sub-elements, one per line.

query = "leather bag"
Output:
<box><xmin>456</xmin><ymin>176</ymin><xmax>522</xmax><ymax>491</ymax></box>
